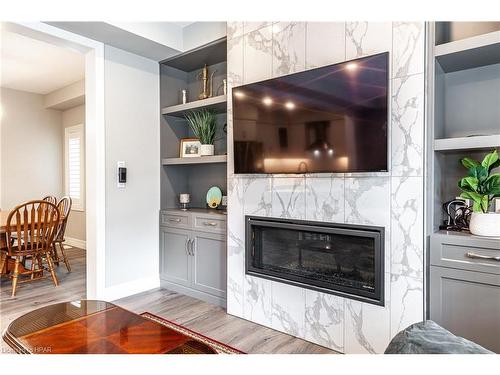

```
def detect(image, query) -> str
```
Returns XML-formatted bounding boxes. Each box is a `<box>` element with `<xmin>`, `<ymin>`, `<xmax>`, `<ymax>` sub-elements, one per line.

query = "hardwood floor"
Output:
<box><xmin>0</xmin><ymin>247</ymin><xmax>337</xmax><ymax>354</ymax></box>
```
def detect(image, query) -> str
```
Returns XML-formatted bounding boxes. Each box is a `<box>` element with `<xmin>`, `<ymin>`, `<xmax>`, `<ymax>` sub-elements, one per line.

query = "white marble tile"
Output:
<box><xmin>391</xmin><ymin>73</ymin><xmax>424</xmax><ymax>177</ymax></box>
<box><xmin>306</xmin><ymin>22</ymin><xmax>346</xmax><ymax>69</ymax></box>
<box><xmin>244</xmin><ymin>21</ymin><xmax>272</xmax><ymax>34</ymax></box>
<box><xmin>390</xmin><ymin>274</ymin><xmax>423</xmax><ymax>337</ymax></box>
<box><xmin>344</xmin><ymin>177</ymin><xmax>391</xmax><ymax>273</ymax></box>
<box><xmin>226</xmin><ymin>177</ymin><xmax>245</xmax><ymax>316</ymax></box>
<box><xmin>244</xmin><ymin>275</ymin><xmax>273</xmax><ymax>326</ymax></box>
<box><xmin>227</xmin><ymin>21</ymin><xmax>244</xmax><ymax>40</ymax></box>
<box><xmin>345</xmin><ymin>22</ymin><xmax>392</xmax><ymax>59</ymax></box>
<box><xmin>243</xmin><ymin>177</ymin><xmax>273</xmax><ymax>217</ymax></box>
<box><xmin>243</xmin><ymin>25</ymin><xmax>273</xmax><ymax>84</ymax></box>
<box><xmin>392</xmin><ymin>22</ymin><xmax>424</xmax><ymax>78</ymax></box>
<box><xmin>227</xmin><ymin>35</ymin><xmax>244</xmax><ymax>88</ymax></box>
<box><xmin>227</xmin><ymin>177</ymin><xmax>244</xmax><ymax>248</ymax></box>
<box><xmin>305</xmin><ymin>176</ymin><xmax>344</xmax><ymax>223</ymax></box>
<box><xmin>305</xmin><ymin>290</ymin><xmax>344</xmax><ymax>352</ymax></box>
<box><xmin>227</xmin><ymin>243</ymin><xmax>245</xmax><ymax>317</ymax></box>
<box><xmin>391</xmin><ymin>176</ymin><xmax>424</xmax><ymax>279</ymax></box>
<box><xmin>344</xmin><ymin>273</ymin><xmax>391</xmax><ymax>354</ymax></box>
<box><xmin>272</xmin><ymin>177</ymin><xmax>306</xmax><ymax>219</ymax></box>
<box><xmin>271</xmin><ymin>281</ymin><xmax>305</xmax><ymax>337</ymax></box>
<box><xmin>272</xmin><ymin>22</ymin><xmax>306</xmax><ymax>77</ymax></box>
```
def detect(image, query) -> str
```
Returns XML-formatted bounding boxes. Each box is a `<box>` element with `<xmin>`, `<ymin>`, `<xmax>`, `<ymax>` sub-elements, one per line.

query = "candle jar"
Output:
<box><xmin>179</xmin><ymin>193</ymin><xmax>190</xmax><ymax>210</ymax></box>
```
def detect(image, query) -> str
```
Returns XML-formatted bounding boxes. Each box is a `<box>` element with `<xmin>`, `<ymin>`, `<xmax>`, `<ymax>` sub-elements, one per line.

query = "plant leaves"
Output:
<box><xmin>185</xmin><ymin>109</ymin><xmax>217</xmax><ymax>145</ymax></box>
<box><xmin>461</xmin><ymin>157</ymin><xmax>480</xmax><ymax>170</ymax></box>
<box><xmin>482</xmin><ymin>150</ymin><xmax>499</xmax><ymax>171</ymax></box>
<box><xmin>460</xmin><ymin>191</ymin><xmax>488</xmax><ymax>213</ymax></box>
<box><xmin>468</xmin><ymin>165</ymin><xmax>489</xmax><ymax>183</ymax></box>
<box><xmin>458</xmin><ymin>176</ymin><xmax>479</xmax><ymax>192</ymax></box>
<box><xmin>485</xmin><ymin>174</ymin><xmax>500</xmax><ymax>196</ymax></box>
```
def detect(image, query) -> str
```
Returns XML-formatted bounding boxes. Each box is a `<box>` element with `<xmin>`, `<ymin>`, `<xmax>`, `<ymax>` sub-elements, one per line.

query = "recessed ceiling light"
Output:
<box><xmin>346</xmin><ymin>62</ymin><xmax>358</xmax><ymax>71</ymax></box>
<box><xmin>234</xmin><ymin>91</ymin><xmax>245</xmax><ymax>98</ymax></box>
<box><xmin>285</xmin><ymin>101</ymin><xmax>295</xmax><ymax>110</ymax></box>
<box><xmin>262</xmin><ymin>97</ymin><xmax>273</xmax><ymax>106</ymax></box>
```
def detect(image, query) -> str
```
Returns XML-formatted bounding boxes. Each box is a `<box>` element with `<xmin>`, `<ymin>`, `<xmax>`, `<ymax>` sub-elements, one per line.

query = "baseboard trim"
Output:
<box><xmin>65</xmin><ymin>237</ymin><xmax>86</xmax><ymax>249</ymax></box>
<box><xmin>160</xmin><ymin>279</ymin><xmax>226</xmax><ymax>308</ymax></box>
<box><xmin>101</xmin><ymin>276</ymin><xmax>160</xmax><ymax>302</ymax></box>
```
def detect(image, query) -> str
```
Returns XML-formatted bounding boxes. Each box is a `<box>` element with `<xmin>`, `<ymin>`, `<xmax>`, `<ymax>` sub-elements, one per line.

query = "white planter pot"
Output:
<box><xmin>200</xmin><ymin>144</ymin><xmax>214</xmax><ymax>156</ymax></box>
<box><xmin>469</xmin><ymin>212</ymin><xmax>500</xmax><ymax>237</ymax></box>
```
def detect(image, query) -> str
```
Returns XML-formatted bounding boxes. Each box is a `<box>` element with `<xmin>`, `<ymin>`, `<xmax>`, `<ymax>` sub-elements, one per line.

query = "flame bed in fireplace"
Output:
<box><xmin>246</xmin><ymin>216</ymin><xmax>385</xmax><ymax>306</ymax></box>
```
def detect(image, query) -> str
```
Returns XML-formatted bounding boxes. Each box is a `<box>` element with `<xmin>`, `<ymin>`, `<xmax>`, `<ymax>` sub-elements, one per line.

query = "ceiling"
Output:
<box><xmin>1</xmin><ymin>30</ymin><xmax>85</xmax><ymax>95</ymax></box>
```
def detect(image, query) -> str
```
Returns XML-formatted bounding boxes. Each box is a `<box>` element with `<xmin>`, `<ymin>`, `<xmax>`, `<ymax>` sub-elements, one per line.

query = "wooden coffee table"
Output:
<box><xmin>2</xmin><ymin>300</ymin><xmax>220</xmax><ymax>354</ymax></box>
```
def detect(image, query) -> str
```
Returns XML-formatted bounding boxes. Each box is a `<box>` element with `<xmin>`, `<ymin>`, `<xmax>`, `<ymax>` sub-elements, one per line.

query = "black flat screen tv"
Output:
<box><xmin>232</xmin><ymin>52</ymin><xmax>389</xmax><ymax>174</ymax></box>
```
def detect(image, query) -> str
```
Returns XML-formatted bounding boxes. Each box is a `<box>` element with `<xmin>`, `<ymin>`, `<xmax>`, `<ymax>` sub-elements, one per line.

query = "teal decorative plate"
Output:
<box><xmin>206</xmin><ymin>186</ymin><xmax>223</xmax><ymax>208</ymax></box>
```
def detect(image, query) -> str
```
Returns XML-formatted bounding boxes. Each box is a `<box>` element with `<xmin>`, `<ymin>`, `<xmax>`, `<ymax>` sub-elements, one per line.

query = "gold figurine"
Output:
<box><xmin>197</xmin><ymin>64</ymin><xmax>217</xmax><ymax>100</ymax></box>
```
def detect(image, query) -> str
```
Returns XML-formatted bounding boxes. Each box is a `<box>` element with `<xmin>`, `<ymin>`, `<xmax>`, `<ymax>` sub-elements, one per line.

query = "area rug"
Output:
<box><xmin>141</xmin><ymin>312</ymin><xmax>244</xmax><ymax>354</ymax></box>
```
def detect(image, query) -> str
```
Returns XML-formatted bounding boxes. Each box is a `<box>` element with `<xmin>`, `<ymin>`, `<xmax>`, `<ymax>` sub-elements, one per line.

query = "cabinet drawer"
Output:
<box><xmin>160</xmin><ymin>211</ymin><xmax>190</xmax><ymax>229</ymax></box>
<box><xmin>430</xmin><ymin>235</ymin><xmax>500</xmax><ymax>275</ymax></box>
<box><xmin>193</xmin><ymin>214</ymin><xmax>226</xmax><ymax>234</ymax></box>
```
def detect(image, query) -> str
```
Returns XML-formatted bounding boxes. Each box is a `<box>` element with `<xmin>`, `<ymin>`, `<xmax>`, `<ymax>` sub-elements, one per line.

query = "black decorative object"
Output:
<box><xmin>439</xmin><ymin>199</ymin><xmax>472</xmax><ymax>231</ymax></box>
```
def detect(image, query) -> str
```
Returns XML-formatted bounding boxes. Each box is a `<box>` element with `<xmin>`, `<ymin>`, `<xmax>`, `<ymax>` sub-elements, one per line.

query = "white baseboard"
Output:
<box><xmin>99</xmin><ymin>276</ymin><xmax>160</xmax><ymax>302</ymax></box>
<box><xmin>65</xmin><ymin>237</ymin><xmax>86</xmax><ymax>249</ymax></box>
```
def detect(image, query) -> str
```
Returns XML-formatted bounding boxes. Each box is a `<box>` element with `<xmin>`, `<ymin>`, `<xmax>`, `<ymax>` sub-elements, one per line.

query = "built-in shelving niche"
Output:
<box><xmin>160</xmin><ymin>37</ymin><xmax>227</xmax><ymax>210</ymax></box>
<box><xmin>431</xmin><ymin>22</ymin><xmax>500</xmax><ymax>232</ymax></box>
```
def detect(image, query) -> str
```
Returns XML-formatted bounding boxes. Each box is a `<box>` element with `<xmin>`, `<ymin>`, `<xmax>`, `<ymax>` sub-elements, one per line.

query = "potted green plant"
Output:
<box><xmin>185</xmin><ymin>109</ymin><xmax>217</xmax><ymax>156</ymax></box>
<box><xmin>458</xmin><ymin>150</ymin><xmax>500</xmax><ymax>237</ymax></box>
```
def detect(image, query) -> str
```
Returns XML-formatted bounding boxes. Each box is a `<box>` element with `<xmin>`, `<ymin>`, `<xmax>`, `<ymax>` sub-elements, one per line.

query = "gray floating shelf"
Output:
<box><xmin>435</xmin><ymin>31</ymin><xmax>500</xmax><ymax>72</ymax></box>
<box><xmin>162</xmin><ymin>155</ymin><xmax>227</xmax><ymax>166</ymax></box>
<box><xmin>161</xmin><ymin>95</ymin><xmax>227</xmax><ymax>118</ymax></box>
<box><xmin>434</xmin><ymin>134</ymin><xmax>500</xmax><ymax>152</ymax></box>
<box><xmin>160</xmin><ymin>37</ymin><xmax>227</xmax><ymax>72</ymax></box>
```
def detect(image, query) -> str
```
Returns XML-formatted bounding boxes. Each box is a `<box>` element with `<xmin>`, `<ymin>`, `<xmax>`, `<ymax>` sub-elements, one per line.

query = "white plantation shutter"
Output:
<box><xmin>65</xmin><ymin>124</ymin><xmax>84</xmax><ymax>211</ymax></box>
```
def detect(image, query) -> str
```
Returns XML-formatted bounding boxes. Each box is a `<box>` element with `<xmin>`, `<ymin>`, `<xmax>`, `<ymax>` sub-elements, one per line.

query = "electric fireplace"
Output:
<box><xmin>245</xmin><ymin>216</ymin><xmax>385</xmax><ymax>306</ymax></box>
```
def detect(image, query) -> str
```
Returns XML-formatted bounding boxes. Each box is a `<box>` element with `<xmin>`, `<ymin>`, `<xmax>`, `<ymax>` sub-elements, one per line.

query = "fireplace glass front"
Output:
<box><xmin>246</xmin><ymin>216</ymin><xmax>384</xmax><ymax>305</ymax></box>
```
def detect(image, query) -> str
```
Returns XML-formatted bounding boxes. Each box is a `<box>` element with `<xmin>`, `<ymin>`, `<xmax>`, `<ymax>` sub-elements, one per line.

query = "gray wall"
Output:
<box><xmin>61</xmin><ymin>104</ymin><xmax>86</xmax><ymax>242</ymax></box>
<box><xmin>1</xmin><ymin>87</ymin><xmax>63</xmax><ymax>209</ymax></box>
<box><xmin>104</xmin><ymin>45</ymin><xmax>160</xmax><ymax>288</ymax></box>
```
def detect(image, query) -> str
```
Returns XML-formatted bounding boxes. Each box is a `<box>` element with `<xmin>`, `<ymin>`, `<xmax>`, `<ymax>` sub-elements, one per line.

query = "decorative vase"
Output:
<box><xmin>200</xmin><ymin>144</ymin><xmax>214</xmax><ymax>156</ymax></box>
<box><xmin>469</xmin><ymin>212</ymin><xmax>500</xmax><ymax>237</ymax></box>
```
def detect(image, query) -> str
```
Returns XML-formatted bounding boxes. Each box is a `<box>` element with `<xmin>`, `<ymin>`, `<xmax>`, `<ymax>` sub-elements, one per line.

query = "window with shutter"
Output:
<box><xmin>65</xmin><ymin>124</ymin><xmax>85</xmax><ymax>211</ymax></box>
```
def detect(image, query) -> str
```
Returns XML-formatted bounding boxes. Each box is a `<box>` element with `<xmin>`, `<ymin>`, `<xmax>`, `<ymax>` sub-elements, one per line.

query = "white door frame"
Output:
<box><xmin>4</xmin><ymin>22</ymin><xmax>106</xmax><ymax>299</ymax></box>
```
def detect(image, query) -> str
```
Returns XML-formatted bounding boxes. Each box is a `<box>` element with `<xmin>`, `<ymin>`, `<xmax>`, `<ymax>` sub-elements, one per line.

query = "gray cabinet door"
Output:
<box><xmin>430</xmin><ymin>266</ymin><xmax>500</xmax><ymax>353</ymax></box>
<box><xmin>191</xmin><ymin>231</ymin><xmax>227</xmax><ymax>298</ymax></box>
<box><xmin>160</xmin><ymin>227</ymin><xmax>191</xmax><ymax>287</ymax></box>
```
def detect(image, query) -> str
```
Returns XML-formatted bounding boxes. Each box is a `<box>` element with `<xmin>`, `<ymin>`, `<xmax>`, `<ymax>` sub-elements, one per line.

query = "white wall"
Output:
<box><xmin>1</xmin><ymin>87</ymin><xmax>63</xmax><ymax>209</ymax></box>
<box><xmin>103</xmin><ymin>45</ymin><xmax>160</xmax><ymax>292</ymax></box>
<box><xmin>62</xmin><ymin>104</ymin><xmax>86</xmax><ymax>243</ymax></box>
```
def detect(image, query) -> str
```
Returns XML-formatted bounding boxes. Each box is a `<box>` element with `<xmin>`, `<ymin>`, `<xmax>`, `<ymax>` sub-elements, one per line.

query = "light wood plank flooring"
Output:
<box><xmin>0</xmin><ymin>247</ymin><xmax>336</xmax><ymax>354</ymax></box>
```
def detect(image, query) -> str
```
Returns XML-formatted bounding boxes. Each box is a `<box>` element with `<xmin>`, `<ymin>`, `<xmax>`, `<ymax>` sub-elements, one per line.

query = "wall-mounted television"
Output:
<box><xmin>232</xmin><ymin>52</ymin><xmax>389</xmax><ymax>174</ymax></box>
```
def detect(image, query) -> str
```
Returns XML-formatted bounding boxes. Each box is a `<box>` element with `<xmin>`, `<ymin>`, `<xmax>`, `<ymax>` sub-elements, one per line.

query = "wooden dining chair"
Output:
<box><xmin>10</xmin><ymin>195</ymin><xmax>56</xmax><ymax>247</ymax></box>
<box><xmin>42</xmin><ymin>196</ymin><xmax>57</xmax><ymax>205</ymax></box>
<box><xmin>52</xmin><ymin>196</ymin><xmax>72</xmax><ymax>272</ymax></box>
<box><xmin>3</xmin><ymin>200</ymin><xmax>60</xmax><ymax>297</ymax></box>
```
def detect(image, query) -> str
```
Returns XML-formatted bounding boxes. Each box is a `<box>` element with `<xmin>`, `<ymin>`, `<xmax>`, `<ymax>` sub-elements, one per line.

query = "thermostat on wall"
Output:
<box><xmin>117</xmin><ymin>161</ymin><xmax>126</xmax><ymax>188</ymax></box>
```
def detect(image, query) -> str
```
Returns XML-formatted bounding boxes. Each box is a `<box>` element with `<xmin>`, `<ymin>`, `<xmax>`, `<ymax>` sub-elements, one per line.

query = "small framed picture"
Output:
<box><xmin>180</xmin><ymin>138</ymin><xmax>201</xmax><ymax>158</ymax></box>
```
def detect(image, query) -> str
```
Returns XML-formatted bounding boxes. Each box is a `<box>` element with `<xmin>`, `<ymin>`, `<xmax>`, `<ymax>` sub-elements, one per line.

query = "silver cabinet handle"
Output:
<box><xmin>189</xmin><ymin>238</ymin><xmax>195</xmax><ymax>256</ymax></box>
<box><xmin>185</xmin><ymin>238</ymin><xmax>190</xmax><ymax>255</ymax></box>
<box><xmin>203</xmin><ymin>221</ymin><xmax>217</xmax><ymax>227</ymax></box>
<box><xmin>168</xmin><ymin>218</ymin><xmax>181</xmax><ymax>223</ymax></box>
<box><xmin>466</xmin><ymin>252</ymin><xmax>500</xmax><ymax>262</ymax></box>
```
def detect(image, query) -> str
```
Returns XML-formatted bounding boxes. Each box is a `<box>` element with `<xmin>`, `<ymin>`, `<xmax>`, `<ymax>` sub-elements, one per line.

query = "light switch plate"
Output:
<box><xmin>117</xmin><ymin>161</ymin><xmax>125</xmax><ymax>188</ymax></box>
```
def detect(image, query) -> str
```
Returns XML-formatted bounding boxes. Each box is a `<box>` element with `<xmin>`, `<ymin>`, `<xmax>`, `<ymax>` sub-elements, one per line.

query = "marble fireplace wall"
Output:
<box><xmin>226</xmin><ymin>22</ymin><xmax>425</xmax><ymax>354</ymax></box>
